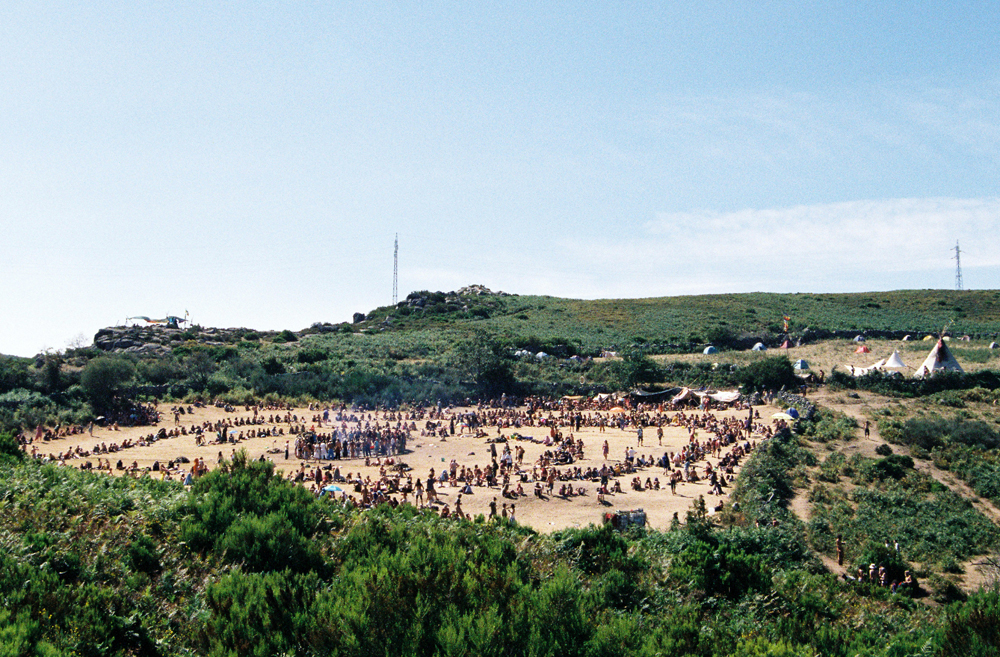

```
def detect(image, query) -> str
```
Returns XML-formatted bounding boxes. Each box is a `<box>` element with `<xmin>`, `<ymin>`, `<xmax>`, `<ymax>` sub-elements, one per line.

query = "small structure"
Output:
<box><xmin>913</xmin><ymin>338</ymin><xmax>964</xmax><ymax>379</ymax></box>
<box><xmin>855</xmin><ymin>344</ymin><xmax>871</xmax><ymax>354</ymax></box>
<box><xmin>752</xmin><ymin>342</ymin><xmax>767</xmax><ymax>351</ymax></box>
<box><xmin>703</xmin><ymin>346</ymin><xmax>718</xmax><ymax>355</ymax></box>
<box><xmin>604</xmin><ymin>508</ymin><xmax>646</xmax><ymax>531</ymax></box>
<box><xmin>882</xmin><ymin>350</ymin><xmax>907</xmax><ymax>369</ymax></box>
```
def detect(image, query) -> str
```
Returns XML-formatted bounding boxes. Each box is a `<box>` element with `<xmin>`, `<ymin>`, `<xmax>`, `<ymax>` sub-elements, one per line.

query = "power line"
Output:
<box><xmin>954</xmin><ymin>240</ymin><xmax>963</xmax><ymax>291</ymax></box>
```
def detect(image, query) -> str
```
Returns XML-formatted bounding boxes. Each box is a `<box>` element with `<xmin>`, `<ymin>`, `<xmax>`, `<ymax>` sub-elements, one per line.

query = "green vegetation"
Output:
<box><xmin>2</xmin><ymin>446</ymin><xmax>997</xmax><ymax>656</ymax></box>
<box><xmin>2</xmin><ymin>288</ymin><xmax>1000</xmax><ymax>654</ymax></box>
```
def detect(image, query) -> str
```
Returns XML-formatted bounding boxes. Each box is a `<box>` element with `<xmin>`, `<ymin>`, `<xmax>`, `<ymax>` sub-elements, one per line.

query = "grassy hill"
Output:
<box><xmin>355</xmin><ymin>289</ymin><xmax>1000</xmax><ymax>355</ymax></box>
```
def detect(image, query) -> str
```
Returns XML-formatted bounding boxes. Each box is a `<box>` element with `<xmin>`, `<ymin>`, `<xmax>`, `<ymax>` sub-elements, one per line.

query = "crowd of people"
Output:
<box><xmin>14</xmin><ymin>394</ymin><xmax>784</xmax><ymax>529</ymax></box>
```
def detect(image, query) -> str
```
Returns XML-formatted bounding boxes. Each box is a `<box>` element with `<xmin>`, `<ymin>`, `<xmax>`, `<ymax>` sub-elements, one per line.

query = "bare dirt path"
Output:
<box><xmin>809</xmin><ymin>389</ymin><xmax>1000</xmax><ymax>527</ymax></box>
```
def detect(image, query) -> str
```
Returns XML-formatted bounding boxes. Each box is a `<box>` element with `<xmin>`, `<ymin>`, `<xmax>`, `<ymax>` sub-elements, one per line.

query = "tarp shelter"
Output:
<box><xmin>702</xmin><ymin>390</ymin><xmax>740</xmax><ymax>404</ymax></box>
<box><xmin>847</xmin><ymin>359</ymin><xmax>885</xmax><ymax>376</ymax></box>
<box><xmin>913</xmin><ymin>339</ymin><xmax>964</xmax><ymax>379</ymax></box>
<box><xmin>703</xmin><ymin>346</ymin><xmax>718</xmax><ymax>355</ymax></box>
<box><xmin>855</xmin><ymin>345</ymin><xmax>871</xmax><ymax>354</ymax></box>
<box><xmin>752</xmin><ymin>342</ymin><xmax>767</xmax><ymax>351</ymax></box>
<box><xmin>671</xmin><ymin>388</ymin><xmax>695</xmax><ymax>404</ymax></box>
<box><xmin>672</xmin><ymin>387</ymin><xmax>740</xmax><ymax>406</ymax></box>
<box><xmin>630</xmin><ymin>388</ymin><xmax>681</xmax><ymax>403</ymax></box>
<box><xmin>793</xmin><ymin>359</ymin><xmax>810</xmax><ymax>370</ymax></box>
<box><xmin>882</xmin><ymin>350</ymin><xmax>907</xmax><ymax>369</ymax></box>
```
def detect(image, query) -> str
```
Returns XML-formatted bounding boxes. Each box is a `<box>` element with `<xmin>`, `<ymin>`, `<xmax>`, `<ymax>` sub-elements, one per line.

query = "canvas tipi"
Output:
<box><xmin>881</xmin><ymin>350</ymin><xmax>907</xmax><ymax>369</ymax></box>
<box><xmin>913</xmin><ymin>339</ymin><xmax>963</xmax><ymax>379</ymax></box>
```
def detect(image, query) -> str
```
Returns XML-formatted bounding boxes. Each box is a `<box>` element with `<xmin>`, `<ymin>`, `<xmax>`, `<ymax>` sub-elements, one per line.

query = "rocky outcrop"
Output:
<box><xmin>94</xmin><ymin>325</ymin><xmax>271</xmax><ymax>355</ymax></box>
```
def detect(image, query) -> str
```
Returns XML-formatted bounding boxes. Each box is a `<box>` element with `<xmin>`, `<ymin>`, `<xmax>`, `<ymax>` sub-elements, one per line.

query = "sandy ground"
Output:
<box><xmin>32</xmin><ymin>402</ymin><xmax>774</xmax><ymax>533</ymax></box>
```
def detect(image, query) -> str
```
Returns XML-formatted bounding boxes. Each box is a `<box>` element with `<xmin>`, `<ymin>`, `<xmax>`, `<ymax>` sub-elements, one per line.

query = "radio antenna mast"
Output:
<box><xmin>954</xmin><ymin>240</ymin><xmax>963</xmax><ymax>291</ymax></box>
<box><xmin>392</xmin><ymin>233</ymin><xmax>399</xmax><ymax>305</ymax></box>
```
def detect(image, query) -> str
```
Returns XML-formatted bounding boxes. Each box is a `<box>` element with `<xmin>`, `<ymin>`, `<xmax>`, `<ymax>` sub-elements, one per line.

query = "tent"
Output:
<box><xmin>853</xmin><ymin>335</ymin><xmax>865</xmax><ymax>342</ymax></box>
<box><xmin>990</xmin><ymin>342</ymin><xmax>999</xmax><ymax>350</ymax></box>
<box><xmin>703</xmin><ymin>346</ymin><xmax>718</xmax><ymax>355</ymax></box>
<box><xmin>752</xmin><ymin>342</ymin><xmax>767</xmax><ymax>351</ymax></box>
<box><xmin>923</xmin><ymin>335</ymin><xmax>934</xmax><ymax>341</ymax></box>
<box><xmin>848</xmin><ymin>359</ymin><xmax>885</xmax><ymax>376</ymax></box>
<box><xmin>913</xmin><ymin>338</ymin><xmax>964</xmax><ymax>379</ymax></box>
<box><xmin>882</xmin><ymin>350</ymin><xmax>907</xmax><ymax>369</ymax></box>
<box><xmin>902</xmin><ymin>335</ymin><xmax>912</xmax><ymax>341</ymax></box>
<box><xmin>855</xmin><ymin>345</ymin><xmax>871</xmax><ymax>354</ymax></box>
<box><xmin>786</xmin><ymin>408</ymin><xmax>800</xmax><ymax>419</ymax></box>
<box><xmin>793</xmin><ymin>359</ymin><xmax>810</xmax><ymax>370</ymax></box>
<box><xmin>780</xmin><ymin>340</ymin><xmax>791</xmax><ymax>349</ymax></box>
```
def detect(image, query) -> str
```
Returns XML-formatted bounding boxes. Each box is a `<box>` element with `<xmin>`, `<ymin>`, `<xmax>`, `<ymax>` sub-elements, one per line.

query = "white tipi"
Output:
<box><xmin>882</xmin><ymin>350</ymin><xmax>907</xmax><ymax>369</ymax></box>
<box><xmin>913</xmin><ymin>339</ymin><xmax>963</xmax><ymax>379</ymax></box>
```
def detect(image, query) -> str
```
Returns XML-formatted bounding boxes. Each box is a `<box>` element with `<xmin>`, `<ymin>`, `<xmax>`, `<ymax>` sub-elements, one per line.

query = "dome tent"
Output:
<box><xmin>703</xmin><ymin>346</ymin><xmax>718</xmax><ymax>355</ymax></box>
<box><xmin>751</xmin><ymin>342</ymin><xmax>767</xmax><ymax>351</ymax></box>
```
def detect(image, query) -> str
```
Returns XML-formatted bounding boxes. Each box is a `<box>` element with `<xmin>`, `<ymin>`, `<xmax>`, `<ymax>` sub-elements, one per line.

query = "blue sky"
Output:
<box><xmin>2</xmin><ymin>2</ymin><xmax>998</xmax><ymax>356</ymax></box>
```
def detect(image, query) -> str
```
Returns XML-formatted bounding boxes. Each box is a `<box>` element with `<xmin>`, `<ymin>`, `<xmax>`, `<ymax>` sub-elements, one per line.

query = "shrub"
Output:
<box><xmin>127</xmin><ymin>534</ymin><xmax>160</xmax><ymax>575</ymax></box>
<box><xmin>0</xmin><ymin>431</ymin><xmax>23</xmax><ymax>461</ymax></box>
<box><xmin>737</xmin><ymin>356</ymin><xmax>799</xmax><ymax>392</ymax></box>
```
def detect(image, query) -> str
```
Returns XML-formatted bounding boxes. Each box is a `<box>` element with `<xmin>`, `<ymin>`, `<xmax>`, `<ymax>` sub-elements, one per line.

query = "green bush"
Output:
<box><xmin>0</xmin><ymin>431</ymin><xmax>23</xmax><ymax>461</ymax></box>
<box><xmin>126</xmin><ymin>534</ymin><xmax>160</xmax><ymax>575</ymax></box>
<box><xmin>737</xmin><ymin>356</ymin><xmax>799</xmax><ymax>392</ymax></box>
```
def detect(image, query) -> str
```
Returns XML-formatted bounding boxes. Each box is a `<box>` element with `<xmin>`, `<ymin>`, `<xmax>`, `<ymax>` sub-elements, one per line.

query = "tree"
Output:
<box><xmin>452</xmin><ymin>331</ymin><xmax>516</xmax><ymax>398</ymax></box>
<box><xmin>737</xmin><ymin>356</ymin><xmax>798</xmax><ymax>392</ymax></box>
<box><xmin>80</xmin><ymin>356</ymin><xmax>136</xmax><ymax>413</ymax></box>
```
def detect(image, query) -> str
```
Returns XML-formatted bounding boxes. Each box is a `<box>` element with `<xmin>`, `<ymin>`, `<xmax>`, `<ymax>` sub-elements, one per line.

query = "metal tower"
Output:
<box><xmin>954</xmin><ymin>240</ymin><xmax>963</xmax><ymax>291</ymax></box>
<box><xmin>392</xmin><ymin>233</ymin><xmax>398</xmax><ymax>305</ymax></box>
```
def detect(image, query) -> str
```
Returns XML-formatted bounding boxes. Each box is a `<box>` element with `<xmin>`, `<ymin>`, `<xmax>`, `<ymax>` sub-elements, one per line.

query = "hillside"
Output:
<box><xmin>4</xmin><ymin>288</ymin><xmax>1000</xmax><ymax>654</ymax></box>
<box><xmin>357</xmin><ymin>288</ymin><xmax>1000</xmax><ymax>354</ymax></box>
